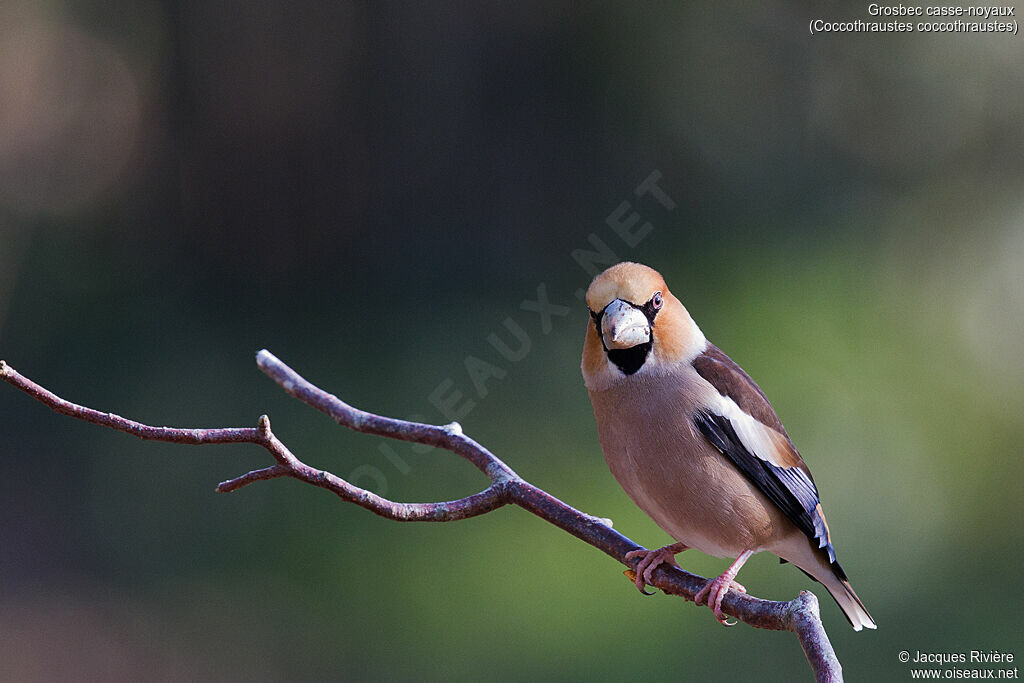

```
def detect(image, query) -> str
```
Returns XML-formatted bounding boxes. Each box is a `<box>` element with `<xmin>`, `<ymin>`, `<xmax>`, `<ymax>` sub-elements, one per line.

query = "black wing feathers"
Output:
<box><xmin>694</xmin><ymin>410</ymin><xmax>840</xmax><ymax>570</ymax></box>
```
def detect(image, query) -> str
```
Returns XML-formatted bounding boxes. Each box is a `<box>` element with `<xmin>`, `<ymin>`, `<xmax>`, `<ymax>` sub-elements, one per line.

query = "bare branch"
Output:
<box><xmin>0</xmin><ymin>354</ymin><xmax>843</xmax><ymax>681</ymax></box>
<box><xmin>254</xmin><ymin>350</ymin><xmax>518</xmax><ymax>482</ymax></box>
<box><xmin>0</xmin><ymin>359</ymin><xmax>258</xmax><ymax>444</ymax></box>
<box><xmin>0</xmin><ymin>360</ymin><xmax>503</xmax><ymax>523</ymax></box>
<box><xmin>216</xmin><ymin>464</ymin><xmax>290</xmax><ymax>492</ymax></box>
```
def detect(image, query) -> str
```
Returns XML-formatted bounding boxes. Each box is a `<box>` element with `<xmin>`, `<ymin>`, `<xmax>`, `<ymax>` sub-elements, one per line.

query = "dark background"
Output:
<box><xmin>2</xmin><ymin>1</ymin><xmax>1022</xmax><ymax>680</ymax></box>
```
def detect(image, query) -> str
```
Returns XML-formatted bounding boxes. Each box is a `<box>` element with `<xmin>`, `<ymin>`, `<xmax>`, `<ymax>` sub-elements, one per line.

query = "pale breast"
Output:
<box><xmin>588</xmin><ymin>367</ymin><xmax>788</xmax><ymax>558</ymax></box>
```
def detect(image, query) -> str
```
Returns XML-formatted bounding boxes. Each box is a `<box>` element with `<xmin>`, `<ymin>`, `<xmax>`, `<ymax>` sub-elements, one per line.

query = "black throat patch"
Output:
<box><xmin>606</xmin><ymin>342</ymin><xmax>653</xmax><ymax>375</ymax></box>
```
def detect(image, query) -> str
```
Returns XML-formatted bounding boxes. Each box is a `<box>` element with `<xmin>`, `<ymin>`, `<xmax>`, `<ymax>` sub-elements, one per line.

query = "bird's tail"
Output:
<box><xmin>781</xmin><ymin>540</ymin><xmax>876</xmax><ymax>631</ymax></box>
<box><xmin>817</xmin><ymin>562</ymin><xmax>876</xmax><ymax>632</ymax></box>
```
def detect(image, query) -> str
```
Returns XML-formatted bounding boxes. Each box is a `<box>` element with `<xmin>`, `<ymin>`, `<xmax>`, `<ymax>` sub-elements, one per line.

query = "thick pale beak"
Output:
<box><xmin>601</xmin><ymin>299</ymin><xmax>651</xmax><ymax>350</ymax></box>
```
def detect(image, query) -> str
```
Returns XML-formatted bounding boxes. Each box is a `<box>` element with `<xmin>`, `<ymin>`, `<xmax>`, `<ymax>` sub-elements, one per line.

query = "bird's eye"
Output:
<box><xmin>651</xmin><ymin>292</ymin><xmax>664</xmax><ymax>309</ymax></box>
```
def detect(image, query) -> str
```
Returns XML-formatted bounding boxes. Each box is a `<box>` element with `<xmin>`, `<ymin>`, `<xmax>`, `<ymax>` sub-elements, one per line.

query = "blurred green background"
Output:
<box><xmin>2</xmin><ymin>1</ymin><xmax>1023</xmax><ymax>680</ymax></box>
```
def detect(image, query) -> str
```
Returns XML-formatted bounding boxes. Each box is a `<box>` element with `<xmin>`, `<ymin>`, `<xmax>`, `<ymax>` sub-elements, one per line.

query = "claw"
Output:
<box><xmin>623</xmin><ymin>569</ymin><xmax>655</xmax><ymax>595</ymax></box>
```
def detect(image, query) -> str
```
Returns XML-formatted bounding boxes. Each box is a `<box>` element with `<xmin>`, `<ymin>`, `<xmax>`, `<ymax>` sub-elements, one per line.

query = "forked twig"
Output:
<box><xmin>1</xmin><ymin>351</ymin><xmax>843</xmax><ymax>681</ymax></box>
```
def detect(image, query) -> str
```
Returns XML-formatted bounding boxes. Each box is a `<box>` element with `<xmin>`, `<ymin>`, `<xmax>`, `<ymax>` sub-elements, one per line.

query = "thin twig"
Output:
<box><xmin>0</xmin><ymin>353</ymin><xmax>843</xmax><ymax>681</ymax></box>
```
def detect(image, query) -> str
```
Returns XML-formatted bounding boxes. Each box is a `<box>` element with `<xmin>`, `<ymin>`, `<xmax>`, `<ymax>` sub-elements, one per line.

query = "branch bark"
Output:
<box><xmin>0</xmin><ymin>351</ymin><xmax>843</xmax><ymax>681</ymax></box>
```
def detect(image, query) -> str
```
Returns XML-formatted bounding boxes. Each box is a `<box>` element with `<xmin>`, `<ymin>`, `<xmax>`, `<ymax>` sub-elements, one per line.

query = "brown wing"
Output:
<box><xmin>693</xmin><ymin>343</ymin><xmax>789</xmax><ymax>436</ymax></box>
<box><xmin>692</xmin><ymin>343</ymin><xmax>841</xmax><ymax>569</ymax></box>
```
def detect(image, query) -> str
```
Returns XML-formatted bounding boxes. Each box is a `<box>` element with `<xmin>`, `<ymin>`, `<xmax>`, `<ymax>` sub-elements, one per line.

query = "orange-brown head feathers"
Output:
<box><xmin>581</xmin><ymin>262</ymin><xmax>706</xmax><ymax>391</ymax></box>
<box><xmin>584</xmin><ymin>262</ymin><xmax>668</xmax><ymax>314</ymax></box>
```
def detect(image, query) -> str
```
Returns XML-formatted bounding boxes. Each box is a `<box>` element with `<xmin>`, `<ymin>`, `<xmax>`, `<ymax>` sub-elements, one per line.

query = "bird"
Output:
<box><xmin>581</xmin><ymin>261</ymin><xmax>875</xmax><ymax>631</ymax></box>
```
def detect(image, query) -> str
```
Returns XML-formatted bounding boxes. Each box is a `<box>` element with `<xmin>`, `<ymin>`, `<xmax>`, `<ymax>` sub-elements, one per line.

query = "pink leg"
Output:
<box><xmin>624</xmin><ymin>542</ymin><xmax>689</xmax><ymax>594</ymax></box>
<box><xmin>693</xmin><ymin>550</ymin><xmax>753</xmax><ymax>626</ymax></box>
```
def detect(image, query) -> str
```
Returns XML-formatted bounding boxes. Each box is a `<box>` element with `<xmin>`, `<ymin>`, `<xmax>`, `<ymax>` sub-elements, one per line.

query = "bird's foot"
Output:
<box><xmin>624</xmin><ymin>542</ymin><xmax>688</xmax><ymax>595</ymax></box>
<box><xmin>694</xmin><ymin>550</ymin><xmax>754</xmax><ymax>626</ymax></box>
<box><xmin>694</xmin><ymin>575</ymin><xmax>746</xmax><ymax>625</ymax></box>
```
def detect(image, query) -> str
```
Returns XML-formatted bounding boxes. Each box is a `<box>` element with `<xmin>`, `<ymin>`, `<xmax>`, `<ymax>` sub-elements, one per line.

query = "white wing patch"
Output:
<box><xmin>711</xmin><ymin>393</ymin><xmax>795</xmax><ymax>469</ymax></box>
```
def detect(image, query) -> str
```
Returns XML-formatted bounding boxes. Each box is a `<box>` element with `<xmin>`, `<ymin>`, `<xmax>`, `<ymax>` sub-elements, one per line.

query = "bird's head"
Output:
<box><xmin>581</xmin><ymin>262</ymin><xmax>706</xmax><ymax>390</ymax></box>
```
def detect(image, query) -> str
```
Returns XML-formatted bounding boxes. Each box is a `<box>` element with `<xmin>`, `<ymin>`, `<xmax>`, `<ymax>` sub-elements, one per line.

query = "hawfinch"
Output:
<box><xmin>582</xmin><ymin>262</ymin><xmax>875</xmax><ymax>631</ymax></box>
